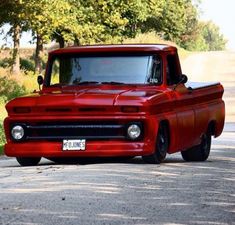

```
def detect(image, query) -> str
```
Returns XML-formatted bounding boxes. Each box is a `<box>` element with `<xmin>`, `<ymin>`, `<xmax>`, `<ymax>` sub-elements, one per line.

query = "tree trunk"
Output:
<box><xmin>53</xmin><ymin>31</ymin><xmax>65</xmax><ymax>48</ymax></box>
<box><xmin>58</xmin><ymin>35</ymin><xmax>65</xmax><ymax>48</ymax></box>
<box><xmin>74</xmin><ymin>36</ymin><xmax>80</xmax><ymax>46</ymax></box>
<box><xmin>35</xmin><ymin>34</ymin><xmax>43</xmax><ymax>73</ymax></box>
<box><xmin>11</xmin><ymin>24</ymin><xmax>21</xmax><ymax>76</ymax></box>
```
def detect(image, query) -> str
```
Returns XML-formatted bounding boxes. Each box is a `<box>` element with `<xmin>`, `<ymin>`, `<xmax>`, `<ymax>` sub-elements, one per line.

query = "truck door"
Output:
<box><xmin>166</xmin><ymin>54</ymin><xmax>196</xmax><ymax>151</ymax></box>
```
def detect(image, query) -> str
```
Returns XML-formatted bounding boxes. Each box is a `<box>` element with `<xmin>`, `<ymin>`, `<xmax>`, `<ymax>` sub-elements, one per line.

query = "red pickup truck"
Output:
<box><xmin>3</xmin><ymin>44</ymin><xmax>225</xmax><ymax>166</ymax></box>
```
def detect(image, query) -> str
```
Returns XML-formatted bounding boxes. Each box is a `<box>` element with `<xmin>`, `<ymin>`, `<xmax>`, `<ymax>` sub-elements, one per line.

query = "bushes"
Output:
<box><xmin>0</xmin><ymin>58</ymin><xmax>13</xmax><ymax>68</ymax></box>
<box><xmin>0</xmin><ymin>76</ymin><xmax>27</xmax><ymax>103</ymax></box>
<box><xmin>0</xmin><ymin>76</ymin><xmax>26</xmax><ymax>153</ymax></box>
<box><xmin>0</xmin><ymin>123</ymin><xmax>5</xmax><ymax>144</ymax></box>
<box><xmin>20</xmin><ymin>58</ymin><xmax>35</xmax><ymax>71</ymax></box>
<box><xmin>0</xmin><ymin>145</ymin><xmax>3</xmax><ymax>155</ymax></box>
<box><xmin>0</xmin><ymin>122</ymin><xmax>5</xmax><ymax>155</ymax></box>
<box><xmin>0</xmin><ymin>71</ymin><xmax>37</xmax><ymax>150</ymax></box>
<box><xmin>0</xmin><ymin>57</ymin><xmax>35</xmax><ymax>72</ymax></box>
<box><xmin>0</xmin><ymin>52</ymin><xmax>41</xmax><ymax>153</ymax></box>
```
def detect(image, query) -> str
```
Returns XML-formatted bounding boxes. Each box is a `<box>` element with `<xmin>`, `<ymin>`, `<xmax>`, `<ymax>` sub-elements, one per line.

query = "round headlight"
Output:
<box><xmin>127</xmin><ymin>124</ymin><xmax>141</xmax><ymax>140</ymax></box>
<box><xmin>11</xmin><ymin>125</ymin><xmax>25</xmax><ymax>140</ymax></box>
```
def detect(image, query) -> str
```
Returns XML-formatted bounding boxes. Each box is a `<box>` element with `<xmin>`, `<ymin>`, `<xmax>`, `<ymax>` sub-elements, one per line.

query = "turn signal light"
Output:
<box><xmin>13</xmin><ymin>107</ymin><xmax>31</xmax><ymax>113</ymax></box>
<box><xmin>121</xmin><ymin>106</ymin><xmax>139</xmax><ymax>113</ymax></box>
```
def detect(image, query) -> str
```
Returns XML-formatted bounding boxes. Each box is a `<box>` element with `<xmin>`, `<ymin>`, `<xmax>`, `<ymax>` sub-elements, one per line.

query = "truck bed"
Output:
<box><xmin>186</xmin><ymin>82</ymin><xmax>220</xmax><ymax>90</ymax></box>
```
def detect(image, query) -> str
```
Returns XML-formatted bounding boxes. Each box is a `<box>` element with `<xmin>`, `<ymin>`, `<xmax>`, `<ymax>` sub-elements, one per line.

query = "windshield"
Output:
<box><xmin>47</xmin><ymin>55</ymin><xmax>162</xmax><ymax>86</ymax></box>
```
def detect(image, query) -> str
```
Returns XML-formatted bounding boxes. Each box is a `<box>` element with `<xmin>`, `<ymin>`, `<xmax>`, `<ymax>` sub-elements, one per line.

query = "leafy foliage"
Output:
<box><xmin>0</xmin><ymin>122</ymin><xmax>5</xmax><ymax>148</ymax></box>
<box><xmin>0</xmin><ymin>144</ymin><xmax>3</xmax><ymax>155</ymax></box>
<box><xmin>0</xmin><ymin>58</ymin><xmax>13</xmax><ymax>68</ymax></box>
<box><xmin>201</xmin><ymin>21</ymin><xmax>227</xmax><ymax>51</ymax></box>
<box><xmin>0</xmin><ymin>76</ymin><xmax>26</xmax><ymax>102</ymax></box>
<box><xmin>20</xmin><ymin>58</ymin><xmax>35</xmax><ymax>71</ymax></box>
<box><xmin>0</xmin><ymin>0</ymin><xmax>228</xmax><ymax>70</ymax></box>
<box><xmin>0</xmin><ymin>57</ymin><xmax>35</xmax><ymax>71</ymax></box>
<box><xmin>180</xmin><ymin>21</ymin><xmax>227</xmax><ymax>51</ymax></box>
<box><xmin>0</xmin><ymin>0</ymin><xmax>27</xmax><ymax>75</ymax></box>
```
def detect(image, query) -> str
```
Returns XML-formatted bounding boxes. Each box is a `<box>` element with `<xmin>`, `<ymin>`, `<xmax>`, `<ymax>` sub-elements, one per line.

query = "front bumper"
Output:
<box><xmin>4</xmin><ymin>140</ymin><xmax>154</xmax><ymax>157</ymax></box>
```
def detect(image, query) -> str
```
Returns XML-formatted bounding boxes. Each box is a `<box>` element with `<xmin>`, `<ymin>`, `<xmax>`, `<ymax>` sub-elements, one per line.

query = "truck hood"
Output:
<box><xmin>6</xmin><ymin>86</ymin><xmax>166</xmax><ymax>115</ymax></box>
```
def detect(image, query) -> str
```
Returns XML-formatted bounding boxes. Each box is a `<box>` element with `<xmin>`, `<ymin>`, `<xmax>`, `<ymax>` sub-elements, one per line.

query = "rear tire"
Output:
<box><xmin>181</xmin><ymin>132</ymin><xmax>211</xmax><ymax>162</ymax></box>
<box><xmin>142</xmin><ymin>123</ymin><xmax>169</xmax><ymax>164</ymax></box>
<box><xmin>16</xmin><ymin>157</ymin><xmax>41</xmax><ymax>166</ymax></box>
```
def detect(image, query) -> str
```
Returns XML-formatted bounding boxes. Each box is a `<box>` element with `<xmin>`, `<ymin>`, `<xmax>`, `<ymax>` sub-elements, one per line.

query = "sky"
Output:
<box><xmin>0</xmin><ymin>0</ymin><xmax>235</xmax><ymax>50</ymax></box>
<box><xmin>199</xmin><ymin>0</ymin><xmax>235</xmax><ymax>50</ymax></box>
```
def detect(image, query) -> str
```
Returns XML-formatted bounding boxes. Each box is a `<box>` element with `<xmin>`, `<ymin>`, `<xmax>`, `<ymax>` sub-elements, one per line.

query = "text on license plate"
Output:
<box><xmin>63</xmin><ymin>139</ymin><xmax>86</xmax><ymax>151</ymax></box>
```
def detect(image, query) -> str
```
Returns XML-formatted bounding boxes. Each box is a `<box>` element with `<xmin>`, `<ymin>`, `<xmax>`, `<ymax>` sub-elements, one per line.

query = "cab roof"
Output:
<box><xmin>49</xmin><ymin>44</ymin><xmax>177</xmax><ymax>55</ymax></box>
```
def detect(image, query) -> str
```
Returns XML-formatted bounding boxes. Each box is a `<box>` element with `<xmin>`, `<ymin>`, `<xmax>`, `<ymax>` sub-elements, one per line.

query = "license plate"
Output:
<box><xmin>63</xmin><ymin>139</ymin><xmax>86</xmax><ymax>151</ymax></box>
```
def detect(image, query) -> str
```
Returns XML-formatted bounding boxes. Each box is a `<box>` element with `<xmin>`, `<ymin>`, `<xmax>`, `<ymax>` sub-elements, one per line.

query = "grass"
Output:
<box><xmin>0</xmin><ymin>145</ymin><xmax>3</xmax><ymax>155</ymax></box>
<box><xmin>0</xmin><ymin>112</ymin><xmax>6</xmax><ymax>155</ymax></box>
<box><xmin>0</xmin><ymin>120</ymin><xmax>5</xmax><ymax>155</ymax></box>
<box><xmin>0</xmin><ymin>102</ymin><xmax>7</xmax><ymax>120</ymax></box>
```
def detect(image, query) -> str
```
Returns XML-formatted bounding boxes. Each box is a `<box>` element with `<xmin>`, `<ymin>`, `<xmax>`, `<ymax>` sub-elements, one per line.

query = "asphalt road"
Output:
<box><xmin>0</xmin><ymin>51</ymin><xmax>235</xmax><ymax>225</ymax></box>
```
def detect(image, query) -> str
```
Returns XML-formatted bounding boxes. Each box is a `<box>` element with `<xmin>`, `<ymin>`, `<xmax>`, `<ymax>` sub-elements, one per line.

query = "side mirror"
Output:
<box><xmin>173</xmin><ymin>74</ymin><xmax>188</xmax><ymax>91</ymax></box>
<box><xmin>180</xmin><ymin>74</ymin><xmax>188</xmax><ymax>84</ymax></box>
<box><xmin>37</xmin><ymin>75</ymin><xmax>44</xmax><ymax>91</ymax></box>
<box><xmin>37</xmin><ymin>75</ymin><xmax>44</xmax><ymax>85</ymax></box>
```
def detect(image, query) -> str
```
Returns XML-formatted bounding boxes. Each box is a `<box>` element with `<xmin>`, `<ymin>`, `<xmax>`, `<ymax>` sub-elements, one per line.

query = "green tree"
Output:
<box><xmin>201</xmin><ymin>21</ymin><xmax>227</xmax><ymax>51</ymax></box>
<box><xmin>178</xmin><ymin>0</ymin><xmax>199</xmax><ymax>48</ymax></box>
<box><xmin>184</xmin><ymin>21</ymin><xmax>227</xmax><ymax>51</ymax></box>
<box><xmin>142</xmin><ymin>0</ymin><xmax>187</xmax><ymax>41</ymax></box>
<box><xmin>23</xmin><ymin>0</ymin><xmax>78</xmax><ymax>72</ymax></box>
<box><xmin>0</xmin><ymin>0</ymin><xmax>26</xmax><ymax>75</ymax></box>
<box><xmin>0</xmin><ymin>0</ymin><xmax>228</xmax><ymax>68</ymax></box>
<box><xmin>69</xmin><ymin>0</ymin><xmax>150</xmax><ymax>44</ymax></box>
<box><xmin>181</xmin><ymin>21</ymin><xmax>208</xmax><ymax>51</ymax></box>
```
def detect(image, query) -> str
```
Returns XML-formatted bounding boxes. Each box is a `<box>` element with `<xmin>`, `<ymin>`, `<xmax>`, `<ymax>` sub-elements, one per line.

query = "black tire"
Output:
<box><xmin>142</xmin><ymin>123</ymin><xmax>169</xmax><ymax>164</ymax></box>
<box><xmin>16</xmin><ymin>157</ymin><xmax>41</xmax><ymax>166</ymax></box>
<box><xmin>181</xmin><ymin>132</ymin><xmax>211</xmax><ymax>162</ymax></box>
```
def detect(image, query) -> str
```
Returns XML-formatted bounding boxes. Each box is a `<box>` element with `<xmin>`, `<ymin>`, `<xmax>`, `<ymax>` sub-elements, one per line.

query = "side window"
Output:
<box><xmin>50</xmin><ymin>58</ymin><xmax>74</xmax><ymax>86</ymax></box>
<box><xmin>149</xmin><ymin>56</ymin><xmax>162</xmax><ymax>84</ymax></box>
<box><xmin>50</xmin><ymin>58</ymin><xmax>60</xmax><ymax>85</ymax></box>
<box><xmin>167</xmin><ymin>54</ymin><xmax>180</xmax><ymax>85</ymax></box>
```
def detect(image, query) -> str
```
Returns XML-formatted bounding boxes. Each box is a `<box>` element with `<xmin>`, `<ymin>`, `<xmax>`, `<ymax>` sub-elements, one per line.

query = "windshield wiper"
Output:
<box><xmin>101</xmin><ymin>81</ymin><xmax>125</xmax><ymax>85</ymax></box>
<box><xmin>75</xmin><ymin>81</ymin><xmax>100</xmax><ymax>85</ymax></box>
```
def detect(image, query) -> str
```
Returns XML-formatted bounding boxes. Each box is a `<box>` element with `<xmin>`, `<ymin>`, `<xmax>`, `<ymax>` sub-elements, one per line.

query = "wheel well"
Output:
<box><xmin>159</xmin><ymin>120</ymin><xmax>170</xmax><ymax>147</ymax></box>
<box><xmin>208</xmin><ymin>121</ymin><xmax>216</xmax><ymax>136</ymax></box>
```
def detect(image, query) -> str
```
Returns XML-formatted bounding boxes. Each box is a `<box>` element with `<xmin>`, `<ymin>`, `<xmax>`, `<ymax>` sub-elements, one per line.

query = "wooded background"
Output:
<box><xmin>0</xmin><ymin>0</ymin><xmax>227</xmax><ymax>75</ymax></box>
